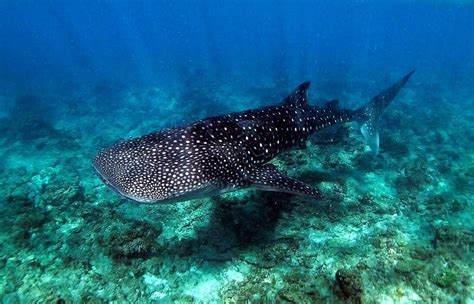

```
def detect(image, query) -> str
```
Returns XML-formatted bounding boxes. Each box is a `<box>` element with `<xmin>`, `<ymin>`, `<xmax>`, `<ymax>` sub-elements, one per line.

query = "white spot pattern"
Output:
<box><xmin>93</xmin><ymin>81</ymin><xmax>355</xmax><ymax>204</ymax></box>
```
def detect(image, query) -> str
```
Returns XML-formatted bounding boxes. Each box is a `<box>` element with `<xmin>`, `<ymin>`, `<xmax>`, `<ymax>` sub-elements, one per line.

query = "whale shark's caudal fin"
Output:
<box><xmin>355</xmin><ymin>70</ymin><xmax>415</xmax><ymax>155</ymax></box>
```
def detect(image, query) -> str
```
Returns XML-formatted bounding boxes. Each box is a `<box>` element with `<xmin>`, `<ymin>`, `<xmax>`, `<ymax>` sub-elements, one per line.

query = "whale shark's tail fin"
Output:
<box><xmin>355</xmin><ymin>70</ymin><xmax>415</xmax><ymax>155</ymax></box>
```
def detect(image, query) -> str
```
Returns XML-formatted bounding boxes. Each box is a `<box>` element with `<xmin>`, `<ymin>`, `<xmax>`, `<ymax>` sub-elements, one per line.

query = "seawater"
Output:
<box><xmin>0</xmin><ymin>1</ymin><xmax>472</xmax><ymax>302</ymax></box>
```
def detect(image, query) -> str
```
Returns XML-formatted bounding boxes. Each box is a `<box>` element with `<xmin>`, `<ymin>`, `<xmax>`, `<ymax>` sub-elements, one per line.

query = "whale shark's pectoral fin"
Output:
<box><xmin>246</xmin><ymin>164</ymin><xmax>323</xmax><ymax>199</ymax></box>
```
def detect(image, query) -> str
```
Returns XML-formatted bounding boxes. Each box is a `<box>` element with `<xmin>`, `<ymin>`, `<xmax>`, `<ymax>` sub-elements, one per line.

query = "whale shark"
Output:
<box><xmin>93</xmin><ymin>71</ymin><xmax>414</xmax><ymax>203</ymax></box>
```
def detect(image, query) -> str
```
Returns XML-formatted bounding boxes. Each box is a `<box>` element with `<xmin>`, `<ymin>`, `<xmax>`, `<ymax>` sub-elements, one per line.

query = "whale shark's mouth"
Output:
<box><xmin>93</xmin><ymin>163</ymin><xmax>123</xmax><ymax>196</ymax></box>
<box><xmin>92</xmin><ymin>162</ymin><xmax>155</xmax><ymax>203</ymax></box>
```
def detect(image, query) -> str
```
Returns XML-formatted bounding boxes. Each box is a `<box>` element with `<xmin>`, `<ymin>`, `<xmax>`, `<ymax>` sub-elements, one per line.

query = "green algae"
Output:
<box><xmin>394</xmin><ymin>258</ymin><xmax>426</xmax><ymax>274</ymax></box>
<box><xmin>430</xmin><ymin>269</ymin><xmax>459</xmax><ymax>288</ymax></box>
<box><xmin>335</xmin><ymin>268</ymin><xmax>363</xmax><ymax>303</ymax></box>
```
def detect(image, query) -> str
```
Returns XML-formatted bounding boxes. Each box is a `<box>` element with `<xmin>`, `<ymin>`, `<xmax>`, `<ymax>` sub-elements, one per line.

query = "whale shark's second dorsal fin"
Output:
<box><xmin>282</xmin><ymin>81</ymin><xmax>311</xmax><ymax>108</ymax></box>
<box><xmin>245</xmin><ymin>164</ymin><xmax>323</xmax><ymax>199</ymax></box>
<box><xmin>324</xmin><ymin>99</ymin><xmax>340</xmax><ymax>111</ymax></box>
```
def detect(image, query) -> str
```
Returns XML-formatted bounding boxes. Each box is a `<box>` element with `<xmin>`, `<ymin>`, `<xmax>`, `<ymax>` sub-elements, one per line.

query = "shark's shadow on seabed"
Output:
<box><xmin>163</xmin><ymin>191</ymin><xmax>306</xmax><ymax>262</ymax></box>
<box><xmin>161</xmin><ymin>184</ymin><xmax>346</xmax><ymax>263</ymax></box>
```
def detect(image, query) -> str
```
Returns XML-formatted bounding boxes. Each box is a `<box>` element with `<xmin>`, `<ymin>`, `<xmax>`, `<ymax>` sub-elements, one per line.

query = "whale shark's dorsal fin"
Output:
<box><xmin>324</xmin><ymin>99</ymin><xmax>340</xmax><ymax>111</ymax></box>
<box><xmin>245</xmin><ymin>164</ymin><xmax>323</xmax><ymax>199</ymax></box>
<box><xmin>283</xmin><ymin>81</ymin><xmax>311</xmax><ymax>108</ymax></box>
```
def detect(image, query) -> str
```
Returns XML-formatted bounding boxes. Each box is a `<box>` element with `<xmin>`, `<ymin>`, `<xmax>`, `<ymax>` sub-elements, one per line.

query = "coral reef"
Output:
<box><xmin>335</xmin><ymin>268</ymin><xmax>363</xmax><ymax>303</ymax></box>
<box><xmin>0</xmin><ymin>77</ymin><xmax>472</xmax><ymax>302</ymax></box>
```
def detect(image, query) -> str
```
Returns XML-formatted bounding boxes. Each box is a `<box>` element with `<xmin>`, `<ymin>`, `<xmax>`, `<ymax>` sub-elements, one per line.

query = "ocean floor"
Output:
<box><xmin>0</xmin><ymin>75</ymin><xmax>473</xmax><ymax>303</ymax></box>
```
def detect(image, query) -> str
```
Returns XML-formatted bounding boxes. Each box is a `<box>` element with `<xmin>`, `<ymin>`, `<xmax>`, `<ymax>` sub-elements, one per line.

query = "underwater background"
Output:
<box><xmin>0</xmin><ymin>1</ymin><xmax>473</xmax><ymax>303</ymax></box>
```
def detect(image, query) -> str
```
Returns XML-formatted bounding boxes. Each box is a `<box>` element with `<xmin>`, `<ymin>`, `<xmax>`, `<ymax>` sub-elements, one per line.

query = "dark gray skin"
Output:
<box><xmin>93</xmin><ymin>70</ymin><xmax>414</xmax><ymax>204</ymax></box>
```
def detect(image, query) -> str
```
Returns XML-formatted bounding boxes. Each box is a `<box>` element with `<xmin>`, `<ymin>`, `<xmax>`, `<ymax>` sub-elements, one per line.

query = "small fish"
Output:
<box><xmin>93</xmin><ymin>71</ymin><xmax>414</xmax><ymax>203</ymax></box>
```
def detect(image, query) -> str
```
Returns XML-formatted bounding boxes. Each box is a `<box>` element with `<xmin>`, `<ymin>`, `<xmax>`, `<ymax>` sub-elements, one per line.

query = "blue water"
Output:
<box><xmin>0</xmin><ymin>1</ymin><xmax>473</xmax><ymax>302</ymax></box>
<box><xmin>1</xmin><ymin>1</ymin><xmax>472</xmax><ymax>93</ymax></box>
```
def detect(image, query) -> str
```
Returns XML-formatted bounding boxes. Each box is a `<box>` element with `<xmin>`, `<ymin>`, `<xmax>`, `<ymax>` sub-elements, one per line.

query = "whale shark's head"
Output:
<box><xmin>93</xmin><ymin>139</ymin><xmax>168</xmax><ymax>203</ymax></box>
<box><xmin>93</xmin><ymin>132</ymin><xmax>222</xmax><ymax>204</ymax></box>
